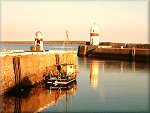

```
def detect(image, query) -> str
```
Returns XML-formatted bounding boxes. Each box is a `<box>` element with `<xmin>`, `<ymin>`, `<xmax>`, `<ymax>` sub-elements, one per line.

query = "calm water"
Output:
<box><xmin>0</xmin><ymin>44</ymin><xmax>79</xmax><ymax>52</ymax></box>
<box><xmin>0</xmin><ymin>44</ymin><xmax>149</xmax><ymax>113</ymax></box>
<box><xmin>43</xmin><ymin>58</ymin><xmax>149</xmax><ymax>113</ymax></box>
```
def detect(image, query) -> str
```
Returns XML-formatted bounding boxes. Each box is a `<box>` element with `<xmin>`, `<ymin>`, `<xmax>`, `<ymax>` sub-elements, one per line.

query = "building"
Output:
<box><xmin>34</xmin><ymin>31</ymin><xmax>44</xmax><ymax>51</ymax></box>
<box><xmin>90</xmin><ymin>23</ymin><xmax>99</xmax><ymax>45</ymax></box>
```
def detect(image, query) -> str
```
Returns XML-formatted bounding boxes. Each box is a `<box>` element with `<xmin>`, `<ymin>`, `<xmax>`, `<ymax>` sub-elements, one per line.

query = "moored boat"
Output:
<box><xmin>44</xmin><ymin>31</ymin><xmax>77</xmax><ymax>86</ymax></box>
<box><xmin>44</xmin><ymin>64</ymin><xmax>77</xmax><ymax>86</ymax></box>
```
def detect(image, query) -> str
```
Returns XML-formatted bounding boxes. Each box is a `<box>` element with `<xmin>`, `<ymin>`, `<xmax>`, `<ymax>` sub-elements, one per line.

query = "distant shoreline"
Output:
<box><xmin>1</xmin><ymin>41</ymin><xmax>150</xmax><ymax>46</ymax></box>
<box><xmin>0</xmin><ymin>41</ymin><xmax>87</xmax><ymax>44</ymax></box>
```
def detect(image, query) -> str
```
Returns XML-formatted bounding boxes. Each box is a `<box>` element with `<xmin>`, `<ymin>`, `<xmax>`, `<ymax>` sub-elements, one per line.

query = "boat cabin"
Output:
<box><xmin>61</xmin><ymin>64</ymin><xmax>75</xmax><ymax>76</ymax></box>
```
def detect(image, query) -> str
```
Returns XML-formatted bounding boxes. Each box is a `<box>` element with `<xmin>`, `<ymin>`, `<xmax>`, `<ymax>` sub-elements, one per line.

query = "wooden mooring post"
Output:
<box><xmin>129</xmin><ymin>48</ymin><xmax>135</xmax><ymax>62</ymax></box>
<box><xmin>13</xmin><ymin>56</ymin><xmax>21</xmax><ymax>92</ymax></box>
<box><xmin>13</xmin><ymin>56</ymin><xmax>22</xmax><ymax>113</ymax></box>
<box><xmin>55</xmin><ymin>54</ymin><xmax>59</xmax><ymax>65</ymax></box>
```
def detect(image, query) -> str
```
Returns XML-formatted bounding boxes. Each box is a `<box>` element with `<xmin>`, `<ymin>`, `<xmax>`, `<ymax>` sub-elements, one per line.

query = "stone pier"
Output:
<box><xmin>0</xmin><ymin>52</ymin><xmax>77</xmax><ymax>94</ymax></box>
<box><xmin>77</xmin><ymin>45</ymin><xmax>150</xmax><ymax>62</ymax></box>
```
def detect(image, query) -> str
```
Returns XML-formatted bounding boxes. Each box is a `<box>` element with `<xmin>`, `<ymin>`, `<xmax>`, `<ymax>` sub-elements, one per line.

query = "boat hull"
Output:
<box><xmin>45</xmin><ymin>73</ymin><xmax>77</xmax><ymax>86</ymax></box>
<box><xmin>45</xmin><ymin>80</ymin><xmax>77</xmax><ymax>90</ymax></box>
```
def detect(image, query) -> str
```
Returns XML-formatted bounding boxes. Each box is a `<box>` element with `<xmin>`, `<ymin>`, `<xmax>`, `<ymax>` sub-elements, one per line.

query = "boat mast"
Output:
<box><xmin>66</xmin><ymin>31</ymin><xmax>69</xmax><ymax>51</ymax></box>
<box><xmin>65</xmin><ymin>31</ymin><xmax>70</xmax><ymax>64</ymax></box>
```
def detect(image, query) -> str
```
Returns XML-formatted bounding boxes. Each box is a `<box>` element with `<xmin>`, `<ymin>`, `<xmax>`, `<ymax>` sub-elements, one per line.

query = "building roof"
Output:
<box><xmin>35</xmin><ymin>31</ymin><xmax>42</xmax><ymax>35</ymax></box>
<box><xmin>90</xmin><ymin>23</ymin><xmax>99</xmax><ymax>33</ymax></box>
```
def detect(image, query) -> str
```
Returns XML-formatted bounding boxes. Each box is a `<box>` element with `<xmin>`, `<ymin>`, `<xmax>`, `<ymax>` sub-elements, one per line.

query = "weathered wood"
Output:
<box><xmin>55</xmin><ymin>54</ymin><xmax>59</xmax><ymax>65</ymax></box>
<box><xmin>13</xmin><ymin>56</ymin><xmax>21</xmax><ymax>92</ymax></box>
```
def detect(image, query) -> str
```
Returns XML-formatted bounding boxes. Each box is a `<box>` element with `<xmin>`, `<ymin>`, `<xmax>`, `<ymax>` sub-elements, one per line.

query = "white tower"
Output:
<box><xmin>90</xmin><ymin>23</ymin><xmax>99</xmax><ymax>45</ymax></box>
<box><xmin>35</xmin><ymin>31</ymin><xmax>44</xmax><ymax>51</ymax></box>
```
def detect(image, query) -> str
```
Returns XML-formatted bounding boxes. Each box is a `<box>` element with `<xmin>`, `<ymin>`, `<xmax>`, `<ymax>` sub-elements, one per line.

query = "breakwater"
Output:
<box><xmin>0</xmin><ymin>52</ymin><xmax>77</xmax><ymax>94</ymax></box>
<box><xmin>78</xmin><ymin>43</ymin><xmax>150</xmax><ymax>62</ymax></box>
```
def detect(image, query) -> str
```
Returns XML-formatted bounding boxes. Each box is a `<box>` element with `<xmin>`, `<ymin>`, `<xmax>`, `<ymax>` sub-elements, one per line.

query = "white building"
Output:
<box><xmin>35</xmin><ymin>31</ymin><xmax>44</xmax><ymax>51</ymax></box>
<box><xmin>90</xmin><ymin>23</ymin><xmax>99</xmax><ymax>45</ymax></box>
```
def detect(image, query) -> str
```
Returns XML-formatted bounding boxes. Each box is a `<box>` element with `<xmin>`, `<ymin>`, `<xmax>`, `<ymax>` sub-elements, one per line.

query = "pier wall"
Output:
<box><xmin>77</xmin><ymin>45</ymin><xmax>150</xmax><ymax>62</ymax></box>
<box><xmin>92</xmin><ymin>48</ymin><xmax>150</xmax><ymax>62</ymax></box>
<box><xmin>0</xmin><ymin>52</ymin><xmax>77</xmax><ymax>94</ymax></box>
<box><xmin>99</xmin><ymin>42</ymin><xmax>150</xmax><ymax>49</ymax></box>
<box><xmin>77</xmin><ymin>45</ymin><xmax>87</xmax><ymax>56</ymax></box>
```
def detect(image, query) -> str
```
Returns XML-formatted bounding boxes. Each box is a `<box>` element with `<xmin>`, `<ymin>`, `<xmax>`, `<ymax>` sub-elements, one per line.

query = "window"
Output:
<box><xmin>37</xmin><ymin>39</ymin><xmax>40</xmax><ymax>44</ymax></box>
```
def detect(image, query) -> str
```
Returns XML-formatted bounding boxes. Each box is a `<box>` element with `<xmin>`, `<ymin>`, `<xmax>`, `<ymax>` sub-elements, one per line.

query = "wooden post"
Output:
<box><xmin>13</xmin><ymin>56</ymin><xmax>21</xmax><ymax>92</ymax></box>
<box><xmin>13</xmin><ymin>56</ymin><xmax>22</xmax><ymax>113</ymax></box>
<box><xmin>14</xmin><ymin>94</ymin><xmax>21</xmax><ymax>113</ymax></box>
<box><xmin>133</xmin><ymin>48</ymin><xmax>135</xmax><ymax>61</ymax></box>
<box><xmin>55</xmin><ymin>54</ymin><xmax>59</xmax><ymax>65</ymax></box>
<box><xmin>129</xmin><ymin>49</ymin><xmax>135</xmax><ymax>62</ymax></box>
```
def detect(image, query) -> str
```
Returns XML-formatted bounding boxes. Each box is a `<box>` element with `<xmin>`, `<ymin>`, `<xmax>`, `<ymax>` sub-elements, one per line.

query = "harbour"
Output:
<box><xmin>0</xmin><ymin>53</ymin><xmax>149</xmax><ymax>112</ymax></box>
<box><xmin>0</xmin><ymin>30</ymin><xmax>150</xmax><ymax>112</ymax></box>
<box><xmin>1</xmin><ymin>1</ymin><xmax>149</xmax><ymax>112</ymax></box>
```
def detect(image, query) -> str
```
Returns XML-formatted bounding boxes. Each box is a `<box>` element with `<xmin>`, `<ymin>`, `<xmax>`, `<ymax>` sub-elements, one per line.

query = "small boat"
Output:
<box><xmin>44</xmin><ymin>64</ymin><xmax>77</xmax><ymax>86</ymax></box>
<box><xmin>45</xmin><ymin>80</ymin><xmax>77</xmax><ymax>90</ymax></box>
<box><xmin>44</xmin><ymin>31</ymin><xmax>77</xmax><ymax>86</ymax></box>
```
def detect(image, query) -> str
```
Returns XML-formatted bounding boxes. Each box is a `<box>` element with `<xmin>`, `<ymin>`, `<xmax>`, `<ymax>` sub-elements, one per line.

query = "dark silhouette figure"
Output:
<box><xmin>57</xmin><ymin>65</ymin><xmax>61</xmax><ymax>72</ymax></box>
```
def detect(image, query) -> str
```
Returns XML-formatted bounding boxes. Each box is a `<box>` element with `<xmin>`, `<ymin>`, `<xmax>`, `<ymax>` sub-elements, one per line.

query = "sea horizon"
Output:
<box><xmin>0</xmin><ymin>41</ymin><xmax>150</xmax><ymax>44</ymax></box>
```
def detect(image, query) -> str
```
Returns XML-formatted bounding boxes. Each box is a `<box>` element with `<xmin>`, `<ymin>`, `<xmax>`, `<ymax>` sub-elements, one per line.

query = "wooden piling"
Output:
<box><xmin>129</xmin><ymin>48</ymin><xmax>135</xmax><ymax>62</ymax></box>
<box><xmin>55</xmin><ymin>54</ymin><xmax>59</xmax><ymax>65</ymax></box>
<box><xmin>14</xmin><ymin>95</ymin><xmax>21</xmax><ymax>113</ymax></box>
<box><xmin>13</xmin><ymin>56</ymin><xmax>21</xmax><ymax>92</ymax></box>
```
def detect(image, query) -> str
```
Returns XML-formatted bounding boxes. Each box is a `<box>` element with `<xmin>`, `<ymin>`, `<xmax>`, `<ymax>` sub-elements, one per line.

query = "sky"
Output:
<box><xmin>1</xmin><ymin>0</ymin><xmax>149</xmax><ymax>43</ymax></box>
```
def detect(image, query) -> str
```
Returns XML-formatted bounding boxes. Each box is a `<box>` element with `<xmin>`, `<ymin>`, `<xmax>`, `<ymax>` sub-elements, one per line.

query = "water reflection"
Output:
<box><xmin>78</xmin><ymin>57</ymin><xmax>88</xmax><ymax>71</ymax></box>
<box><xmin>77</xmin><ymin>57</ymin><xmax>149</xmax><ymax>112</ymax></box>
<box><xmin>1</xmin><ymin>81</ymin><xmax>77</xmax><ymax>113</ymax></box>
<box><xmin>90</xmin><ymin>61</ymin><xmax>99</xmax><ymax>89</ymax></box>
<box><xmin>79</xmin><ymin>58</ymin><xmax>150</xmax><ymax>73</ymax></box>
<box><xmin>132</xmin><ymin>61</ymin><xmax>136</xmax><ymax>73</ymax></box>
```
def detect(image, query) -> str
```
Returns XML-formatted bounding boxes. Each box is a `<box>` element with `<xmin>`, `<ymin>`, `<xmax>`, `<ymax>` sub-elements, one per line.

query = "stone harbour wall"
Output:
<box><xmin>77</xmin><ymin>45</ymin><xmax>150</xmax><ymax>62</ymax></box>
<box><xmin>91</xmin><ymin>48</ymin><xmax>150</xmax><ymax>62</ymax></box>
<box><xmin>0</xmin><ymin>52</ymin><xmax>77</xmax><ymax>94</ymax></box>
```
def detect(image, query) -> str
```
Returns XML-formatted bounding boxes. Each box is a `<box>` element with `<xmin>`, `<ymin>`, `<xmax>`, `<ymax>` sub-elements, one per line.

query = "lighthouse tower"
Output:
<box><xmin>90</xmin><ymin>23</ymin><xmax>99</xmax><ymax>45</ymax></box>
<box><xmin>35</xmin><ymin>31</ymin><xmax>44</xmax><ymax>51</ymax></box>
